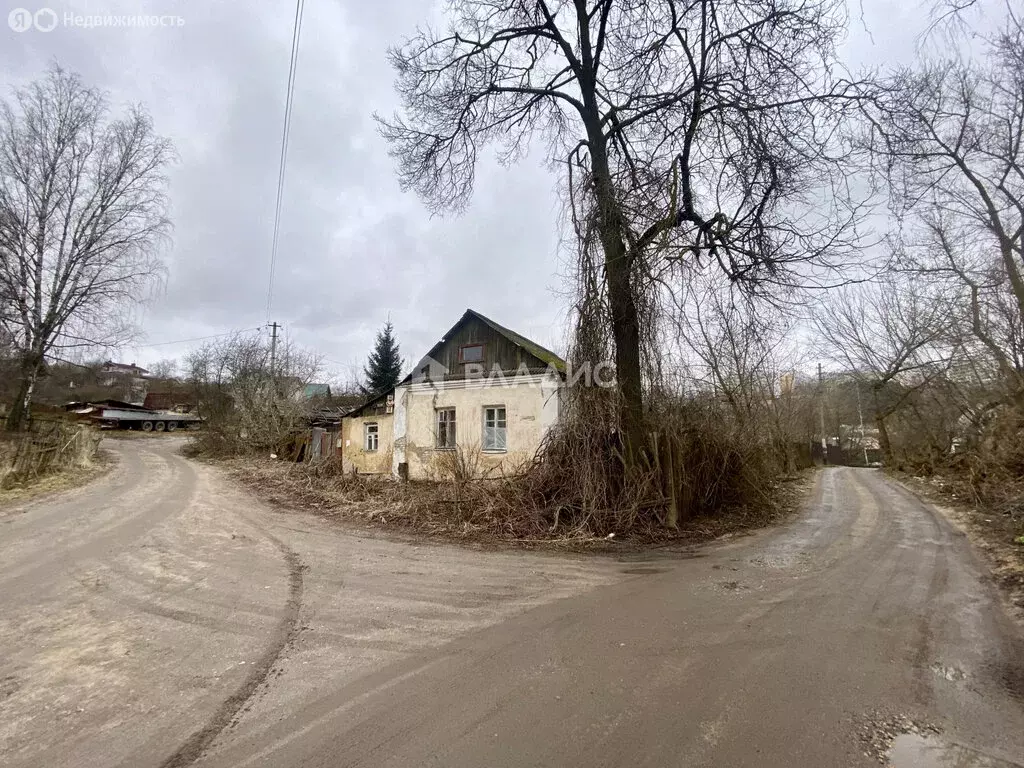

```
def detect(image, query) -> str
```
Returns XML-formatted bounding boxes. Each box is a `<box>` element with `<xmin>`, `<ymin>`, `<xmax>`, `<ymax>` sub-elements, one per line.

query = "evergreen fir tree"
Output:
<box><xmin>361</xmin><ymin>320</ymin><xmax>402</xmax><ymax>396</ymax></box>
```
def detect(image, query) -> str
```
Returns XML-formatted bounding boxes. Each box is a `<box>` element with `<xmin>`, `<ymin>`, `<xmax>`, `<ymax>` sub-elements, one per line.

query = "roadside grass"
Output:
<box><xmin>221</xmin><ymin>456</ymin><xmax>814</xmax><ymax>551</ymax></box>
<box><xmin>102</xmin><ymin>429</ymin><xmax>195</xmax><ymax>440</ymax></box>
<box><xmin>896</xmin><ymin>471</ymin><xmax>1024</xmax><ymax>622</ymax></box>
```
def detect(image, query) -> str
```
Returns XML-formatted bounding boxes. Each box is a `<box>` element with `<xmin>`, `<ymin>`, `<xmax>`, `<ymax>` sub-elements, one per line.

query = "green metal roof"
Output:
<box><xmin>303</xmin><ymin>383</ymin><xmax>331</xmax><ymax>398</ymax></box>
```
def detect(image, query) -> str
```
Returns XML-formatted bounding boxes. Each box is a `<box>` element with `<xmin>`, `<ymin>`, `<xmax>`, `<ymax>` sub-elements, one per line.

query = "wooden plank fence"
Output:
<box><xmin>1</xmin><ymin>421</ymin><xmax>101</xmax><ymax>489</ymax></box>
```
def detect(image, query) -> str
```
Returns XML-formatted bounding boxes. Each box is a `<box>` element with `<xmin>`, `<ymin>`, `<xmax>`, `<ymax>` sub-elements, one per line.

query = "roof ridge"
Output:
<box><xmin>465</xmin><ymin>308</ymin><xmax>565</xmax><ymax>372</ymax></box>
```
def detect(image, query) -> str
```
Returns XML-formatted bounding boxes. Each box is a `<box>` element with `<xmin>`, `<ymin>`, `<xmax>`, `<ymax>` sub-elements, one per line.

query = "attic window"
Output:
<box><xmin>459</xmin><ymin>343</ymin><xmax>484</xmax><ymax>363</ymax></box>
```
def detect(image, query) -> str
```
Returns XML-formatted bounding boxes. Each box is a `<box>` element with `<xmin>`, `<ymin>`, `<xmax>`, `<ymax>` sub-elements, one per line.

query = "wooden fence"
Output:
<box><xmin>0</xmin><ymin>421</ymin><xmax>101</xmax><ymax>489</ymax></box>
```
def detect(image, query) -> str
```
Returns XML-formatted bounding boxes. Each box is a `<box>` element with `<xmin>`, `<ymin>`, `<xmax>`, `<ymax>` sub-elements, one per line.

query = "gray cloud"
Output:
<box><xmin>0</xmin><ymin>0</ymin><xmax>938</xmax><ymax>383</ymax></box>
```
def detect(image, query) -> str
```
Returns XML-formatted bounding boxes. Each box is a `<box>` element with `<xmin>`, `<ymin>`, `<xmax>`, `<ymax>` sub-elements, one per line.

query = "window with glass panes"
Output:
<box><xmin>436</xmin><ymin>408</ymin><xmax>456</xmax><ymax>448</ymax></box>
<box><xmin>483</xmin><ymin>406</ymin><xmax>506</xmax><ymax>451</ymax></box>
<box><xmin>364</xmin><ymin>422</ymin><xmax>378</xmax><ymax>451</ymax></box>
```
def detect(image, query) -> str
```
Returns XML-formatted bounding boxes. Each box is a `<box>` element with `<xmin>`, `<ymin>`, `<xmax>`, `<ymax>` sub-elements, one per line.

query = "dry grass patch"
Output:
<box><xmin>0</xmin><ymin>445</ymin><xmax>114</xmax><ymax>507</ymax></box>
<box><xmin>1</xmin><ymin>422</ymin><xmax>102</xmax><ymax>489</ymax></box>
<box><xmin>223</xmin><ymin>455</ymin><xmax>812</xmax><ymax>551</ymax></box>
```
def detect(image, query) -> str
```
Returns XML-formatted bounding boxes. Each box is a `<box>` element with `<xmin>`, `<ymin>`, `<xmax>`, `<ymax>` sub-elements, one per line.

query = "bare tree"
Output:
<box><xmin>0</xmin><ymin>65</ymin><xmax>172</xmax><ymax>430</ymax></box>
<box><xmin>872</xmin><ymin>14</ymin><xmax>1024</xmax><ymax>398</ymax></box>
<box><xmin>667</xmin><ymin>277</ymin><xmax>812</xmax><ymax>473</ymax></box>
<box><xmin>149</xmin><ymin>358</ymin><xmax>178</xmax><ymax>380</ymax></box>
<box><xmin>184</xmin><ymin>332</ymin><xmax>323</xmax><ymax>456</ymax></box>
<box><xmin>378</xmin><ymin>0</ymin><xmax>869</xmax><ymax>457</ymax></box>
<box><xmin>813</xmin><ymin>277</ymin><xmax>953</xmax><ymax>464</ymax></box>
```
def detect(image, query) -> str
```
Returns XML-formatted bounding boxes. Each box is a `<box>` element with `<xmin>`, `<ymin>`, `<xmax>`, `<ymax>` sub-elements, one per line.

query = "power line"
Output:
<box><xmin>140</xmin><ymin>328</ymin><xmax>263</xmax><ymax>348</ymax></box>
<box><xmin>266</xmin><ymin>0</ymin><xmax>306</xmax><ymax>322</ymax></box>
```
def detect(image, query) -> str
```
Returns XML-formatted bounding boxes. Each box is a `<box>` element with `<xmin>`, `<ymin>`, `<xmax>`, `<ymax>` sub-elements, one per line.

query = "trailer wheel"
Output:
<box><xmin>141</xmin><ymin>421</ymin><xmax>154</xmax><ymax>432</ymax></box>
<box><xmin>154</xmin><ymin>421</ymin><xmax>166</xmax><ymax>432</ymax></box>
<box><xmin>166</xmin><ymin>421</ymin><xmax>178</xmax><ymax>432</ymax></box>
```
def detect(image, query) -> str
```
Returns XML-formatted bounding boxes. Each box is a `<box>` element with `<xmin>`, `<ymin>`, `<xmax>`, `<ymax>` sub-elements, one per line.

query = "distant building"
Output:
<box><xmin>302</xmin><ymin>383</ymin><xmax>331</xmax><ymax>400</ymax></box>
<box><xmin>143</xmin><ymin>391</ymin><xmax>197</xmax><ymax>413</ymax></box>
<box><xmin>99</xmin><ymin>360</ymin><xmax>150</xmax><ymax>400</ymax></box>
<box><xmin>100</xmin><ymin>361</ymin><xmax>149</xmax><ymax>386</ymax></box>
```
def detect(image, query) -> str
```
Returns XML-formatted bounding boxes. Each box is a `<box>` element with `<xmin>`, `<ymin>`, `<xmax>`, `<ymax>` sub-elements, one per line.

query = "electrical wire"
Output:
<box><xmin>265</xmin><ymin>0</ymin><xmax>306</xmax><ymax>322</ymax></box>
<box><xmin>140</xmin><ymin>328</ymin><xmax>263</xmax><ymax>348</ymax></box>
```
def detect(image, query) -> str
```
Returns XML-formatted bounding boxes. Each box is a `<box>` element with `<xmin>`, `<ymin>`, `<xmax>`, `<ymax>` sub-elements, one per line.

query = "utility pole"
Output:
<box><xmin>818</xmin><ymin>362</ymin><xmax>827</xmax><ymax>464</ymax></box>
<box><xmin>268</xmin><ymin>322</ymin><xmax>279</xmax><ymax>379</ymax></box>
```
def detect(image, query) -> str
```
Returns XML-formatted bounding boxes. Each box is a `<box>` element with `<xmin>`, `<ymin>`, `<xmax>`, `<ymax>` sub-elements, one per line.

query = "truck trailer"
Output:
<box><xmin>66</xmin><ymin>400</ymin><xmax>203</xmax><ymax>432</ymax></box>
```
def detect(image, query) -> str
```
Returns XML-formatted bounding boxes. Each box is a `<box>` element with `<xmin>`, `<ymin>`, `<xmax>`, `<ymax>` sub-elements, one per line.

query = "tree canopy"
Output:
<box><xmin>0</xmin><ymin>65</ymin><xmax>171</xmax><ymax>429</ymax></box>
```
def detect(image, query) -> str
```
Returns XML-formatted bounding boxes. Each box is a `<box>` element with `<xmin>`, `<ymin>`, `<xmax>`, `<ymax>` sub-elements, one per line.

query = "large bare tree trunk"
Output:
<box><xmin>5</xmin><ymin>351</ymin><xmax>42</xmax><ymax>431</ymax></box>
<box><xmin>588</xmin><ymin>131</ymin><xmax>645</xmax><ymax>457</ymax></box>
<box><xmin>606</xmin><ymin>254</ymin><xmax>644</xmax><ymax>457</ymax></box>
<box><xmin>872</xmin><ymin>388</ymin><xmax>894</xmax><ymax>466</ymax></box>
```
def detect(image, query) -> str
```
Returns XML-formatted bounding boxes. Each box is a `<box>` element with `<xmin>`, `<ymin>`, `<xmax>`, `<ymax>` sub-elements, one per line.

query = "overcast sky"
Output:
<box><xmin>0</xmin><ymin>0</ymin><xmax>966</xmax><ymax>383</ymax></box>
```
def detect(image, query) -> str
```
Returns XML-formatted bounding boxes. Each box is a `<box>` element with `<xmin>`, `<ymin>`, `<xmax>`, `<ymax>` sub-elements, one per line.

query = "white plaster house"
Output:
<box><xmin>341</xmin><ymin>309</ymin><xmax>565</xmax><ymax>479</ymax></box>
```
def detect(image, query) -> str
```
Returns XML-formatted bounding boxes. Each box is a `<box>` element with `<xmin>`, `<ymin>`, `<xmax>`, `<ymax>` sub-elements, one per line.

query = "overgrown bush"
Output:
<box><xmin>235</xmin><ymin>385</ymin><xmax>795</xmax><ymax>543</ymax></box>
<box><xmin>939</xmin><ymin>409</ymin><xmax>1024</xmax><ymax>517</ymax></box>
<box><xmin>182</xmin><ymin>332</ymin><xmax>321</xmax><ymax>458</ymax></box>
<box><xmin>510</xmin><ymin>389</ymin><xmax>786</xmax><ymax>536</ymax></box>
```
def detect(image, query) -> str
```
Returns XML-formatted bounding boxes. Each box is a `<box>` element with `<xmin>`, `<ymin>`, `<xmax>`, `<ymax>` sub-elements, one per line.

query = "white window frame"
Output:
<box><xmin>364</xmin><ymin>422</ymin><xmax>379</xmax><ymax>452</ymax></box>
<box><xmin>482</xmin><ymin>406</ymin><xmax>507</xmax><ymax>452</ymax></box>
<box><xmin>436</xmin><ymin>408</ymin><xmax>457</xmax><ymax>449</ymax></box>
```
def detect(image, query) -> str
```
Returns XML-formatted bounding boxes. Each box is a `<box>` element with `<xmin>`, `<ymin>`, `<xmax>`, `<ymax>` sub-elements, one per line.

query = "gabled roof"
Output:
<box><xmin>103</xmin><ymin>360</ymin><xmax>149</xmax><ymax>374</ymax></box>
<box><xmin>345</xmin><ymin>309</ymin><xmax>565</xmax><ymax>419</ymax></box>
<box><xmin>416</xmin><ymin>309</ymin><xmax>565</xmax><ymax>376</ymax></box>
<box><xmin>345</xmin><ymin>388</ymin><xmax>393</xmax><ymax>418</ymax></box>
<box><xmin>466</xmin><ymin>309</ymin><xmax>566</xmax><ymax>373</ymax></box>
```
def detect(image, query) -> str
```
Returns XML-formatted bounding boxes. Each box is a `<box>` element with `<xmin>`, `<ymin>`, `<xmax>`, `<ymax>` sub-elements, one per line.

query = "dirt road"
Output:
<box><xmin>1</xmin><ymin>439</ymin><xmax>1022</xmax><ymax>767</ymax></box>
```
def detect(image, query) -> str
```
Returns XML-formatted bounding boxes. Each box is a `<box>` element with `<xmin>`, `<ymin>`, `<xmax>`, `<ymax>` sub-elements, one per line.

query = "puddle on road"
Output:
<box><xmin>888</xmin><ymin>733</ymin><xmax>1022</xmax><ymax>768</ymax></box>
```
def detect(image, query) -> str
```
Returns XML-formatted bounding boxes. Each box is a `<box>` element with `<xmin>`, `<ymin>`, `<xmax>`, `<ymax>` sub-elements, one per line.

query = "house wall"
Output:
<box><xmin>395</xmin><ymin>372</ymin><xmax>561</xmax><ymax>480</ymax></box>
<box><xmin>341</xmin><ymin>413</ymin><xmax>394</xmax><ymax>474</ymax></box>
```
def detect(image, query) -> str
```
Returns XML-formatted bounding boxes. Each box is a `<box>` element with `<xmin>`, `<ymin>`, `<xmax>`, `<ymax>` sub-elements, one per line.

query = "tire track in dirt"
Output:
<box><xmin>157</xmin><ymin>527</ymin><xmax>304</xmax><ymax>768</ymax></box>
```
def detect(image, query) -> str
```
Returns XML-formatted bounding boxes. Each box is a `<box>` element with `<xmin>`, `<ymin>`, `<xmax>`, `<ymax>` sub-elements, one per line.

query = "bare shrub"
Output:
<box><xmin>183</xmin><ymin>332</ymin><xmax>322</xmax><ymax>458</ymax></box>
<box><xmin>432</xmin><ymin>444</ymin><xmax>481</xmax><ymax>485</ymax></box>
<box><xmin>514</xmin><ymin>386</ymin><xmax>784</xmax><ymax>537</ymax></box>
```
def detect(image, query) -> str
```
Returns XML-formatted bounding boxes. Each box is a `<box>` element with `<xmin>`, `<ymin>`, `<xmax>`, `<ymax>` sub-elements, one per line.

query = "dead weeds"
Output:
<box><xmin>222</xmin><ymin>456</ymin><xmax>813</xmax><ymax>552</ymax></box>
<box><xmin>0</xmin><ymin>447</ymin><xmax>115</xmax><ymax>509</ymax></box>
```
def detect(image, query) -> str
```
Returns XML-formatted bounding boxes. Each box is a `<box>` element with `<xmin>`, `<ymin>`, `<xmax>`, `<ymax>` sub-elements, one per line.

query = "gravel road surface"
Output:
<box><xmin>1</xmin><ymin>438</ymin><xmax>1021</xmax><ymax>767</ymax></box>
